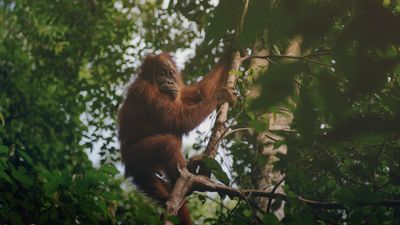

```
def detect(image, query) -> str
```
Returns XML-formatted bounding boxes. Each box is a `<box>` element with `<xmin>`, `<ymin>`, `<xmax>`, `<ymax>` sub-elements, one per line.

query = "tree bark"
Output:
<box><xmin>250</xmin><ymin>35</ymin><xmax>303</xmax><ymax>220</ymax></box>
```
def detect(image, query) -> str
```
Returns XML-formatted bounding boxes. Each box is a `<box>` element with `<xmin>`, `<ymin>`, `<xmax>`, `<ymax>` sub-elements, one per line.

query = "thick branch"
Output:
<box><xmin>169</xmin><ymin>169</ymin><xmax>400</xmax><ymax>211</ymax></box>
<box><xmin>166</xmin><ymin>167</ymin><xmax>195</xmax><ymax>215</ymax></box>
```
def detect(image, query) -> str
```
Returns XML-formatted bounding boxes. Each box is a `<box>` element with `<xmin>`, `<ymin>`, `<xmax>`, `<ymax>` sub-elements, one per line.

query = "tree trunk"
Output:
<box><xmin>250</xmin><ymin>36</ymin><xmax>303</xmax><ymax>220</ymax></box>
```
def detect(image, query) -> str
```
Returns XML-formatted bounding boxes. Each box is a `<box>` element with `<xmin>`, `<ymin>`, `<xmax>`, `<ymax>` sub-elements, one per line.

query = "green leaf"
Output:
<box><xmin>97</xmin><ymin>198</ymin><xmax>108</xmax><ymax>216</ymax></box>
<box><xmin>192</xmin><ymin>143</ymin><xmax>202</xmax><ymax>150</ymax></box>
<box><xmin>0</xmin><ymin>145</ymin><xmax>8</xmax><ymax>156</ymax></box>
<box><xmin>240</xmin><ymin>0</ymin><xmax>269</xmax><ymax>46</ymax></box>
<box><xmin>273</xmin><ymin>140</ymin><xmax>285</xmax><ymax>150</ymax></box>
<box><xmin>10</xmin><ymin>212</ymin><xmax>23</xmax><ymax>225</ymax></box>
<box><xmin>246</xmin><ymin>111</ymin><xmax>256</xmax><ymax>121</ymax></box>
<box><xmin>101</xmin><ymin>191</ymin><xmax>118</xmax><ymax>201</ymax></box>
<box><xmin>0</xmin><ymin>170</ymin><xmax>11</xmax><ymax>183</ymax></box>
<box><xmin>100</xmin><ymin>164</ymin><xmax>119</xmax><ymax>176</ymax></box>
<box><xmin>87</xmin><ymin>170</ymin><xmax>108</xmax><ymax>183</ymax></box>
<box><xmin>18</xmin><ymin>150</ymin><xmax>33</xmax><ymax>165</ymax></box>
<box><xmin>353</xmin><ymin>186</ymin><xmax>383</xmax><ymax>204</ymax></box>
<box><xmin>333</xmin><ymin>188</ymin><xmax>355</xmax><ymax>208</ymax></box>
<box><xmin>379</xmin><ymin>94</ymin><xmax>400</xmax><ymax>113</ymax></box>
<box><xmin>252</xmin><ymin>62</ymin><xmax>306</xmax><ymax>109</ymax></box>
<box><xmin>249</xmin><ymin>120</ymin><xmax>268</xmax><ymax>132</ymax></box>
<box><xmin>354</xmin><ymin>134</ymin><xmax>386</xmax><ymax>145</ymax></box>
<box><xmin>202</xmin><ymin>158</ymin><xmax>230</xmax><ymax>185</ymax></box>
<box><xmin>286</xmin><ymin>190</ymin><xmax>298</xmax><ymax>198</ymax></box>
<box><xmin>383</xmin><ymin>0</ymin><xmax>390</xmax><ymax>7</ymax></box>
<box><xmin>76</xmin><ymin>179</ymin><xmax>90</xmax><ymax>194</ymax></box>
<box><xmin>262</xmin><ymin>213</ymin><xmax>279</xmax><ymax>225</ymax></box>
<box><xmin>317</xmin><ymin>70</ymin><xmax>346</xmax><ymax>119</ymax></box>
<box><xmin>167</xmin><ymin>215</ymin><xmax>180</xmax><ymax>225</ymax></box>
<box><xmin>204</xmin><ymin>0</ymin><xmax>241</xmax><ymax>42</ymax></box>
<box><xmin>294</xmin><ymin>90</ymin><xmax>317</xmax><ymax>138</ymax></box>
<box><xmin>10</xmin><ymin>166</ymin><xmax>33</xmax><ymax>187</ymax></box>
<box><xmin>43</xmin><ymin>173</ymin><xmax>63</xmax><ymax>196</ymax></box>
<box><xmin>256</xmin><ymin>154</ymin><xmax>269</xmax><ymax>166</ymax></box>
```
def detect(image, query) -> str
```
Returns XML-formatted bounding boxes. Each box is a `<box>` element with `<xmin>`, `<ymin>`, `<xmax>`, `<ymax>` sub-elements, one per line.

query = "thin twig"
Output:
<box><xmin>223</xmin><ymin>127</ymin><xmax>253</xmax><ymax>137</ymax></box>
<box><xmin>266</xmin><ymin>175</ymin><xmax>287</xmax><ymax>213</ymax></box>
<box><xmin>304</xmin><ymin>58</ymin><xmax>335</xmax><ymax>67</ymax></box>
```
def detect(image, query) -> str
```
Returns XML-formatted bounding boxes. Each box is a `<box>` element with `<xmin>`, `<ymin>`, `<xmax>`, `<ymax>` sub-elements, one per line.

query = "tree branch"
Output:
<box><xmin>167</xmin><ymin>51</ymin><xmax>241</xmax><ymax>215</ymax></box>
<box><xmin>202</xmin><ymin>51</ymin><xmax>242</xmax><ymax>159</ymax></box>
<box><xmin>169</xmin><ymin>169</ymin><xmax>400</xmax><ymax>212</ymax></box>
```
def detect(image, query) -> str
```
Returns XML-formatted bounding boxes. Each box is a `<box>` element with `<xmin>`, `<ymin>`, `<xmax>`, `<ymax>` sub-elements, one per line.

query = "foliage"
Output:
<box><xmin>174</xmin><ymin>0</ymin><xmax>400</xmax><ymax>224</ymax></box>
<box><xmin>1</xmin><ymin>0</ymin><xmax>400</xmax><ymax>224</ymax></box>
<box><xmin>0</xmin><ymin>0</ymin><xmax>190</xmax><ymax>224</ymax></box>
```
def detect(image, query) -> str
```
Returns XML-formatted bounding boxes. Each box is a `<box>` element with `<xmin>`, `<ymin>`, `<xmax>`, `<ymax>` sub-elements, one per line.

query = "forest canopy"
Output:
<box><xmin>1</xmin><ymin>0</ymin><xmax>400</xmax><ymax>224</ymax></box>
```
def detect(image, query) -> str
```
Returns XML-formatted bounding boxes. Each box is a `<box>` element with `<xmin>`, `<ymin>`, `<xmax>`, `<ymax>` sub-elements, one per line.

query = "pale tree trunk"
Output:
<box><xmin>250</xmin><ymin>36</ymin><xmax>303</xmax><ymax>220</ymax></box>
